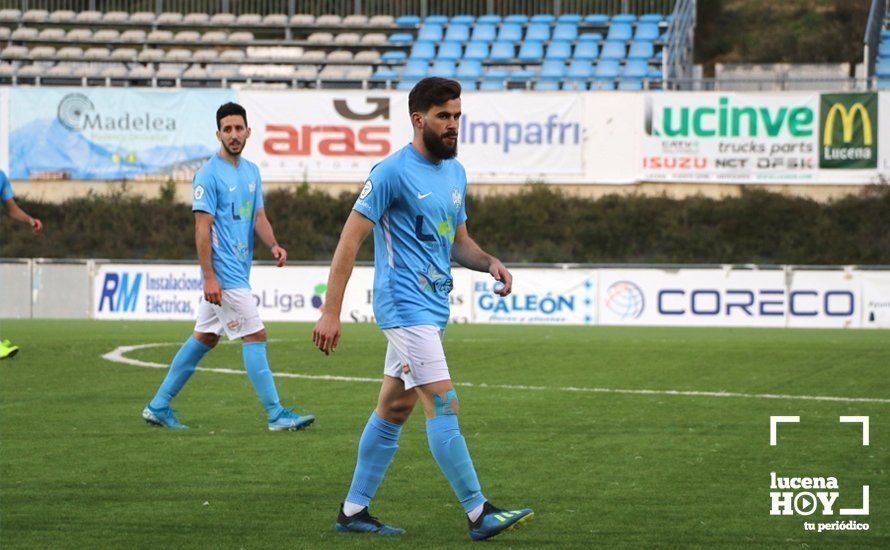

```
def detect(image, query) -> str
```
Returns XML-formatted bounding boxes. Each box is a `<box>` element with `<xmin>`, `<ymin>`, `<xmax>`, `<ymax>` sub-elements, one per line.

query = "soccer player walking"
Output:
<box><xmin>312</xmin><ymin>78</ymin><xmax>533</xmax><ymax>540</ymax></box>
<box><xmin>1</xmin><ymin>169</ymin><xmax>43</xmax><ymax>359</ymax></box>
<box><xmin>143</xmin><ymin>103</ymin><xmax>314</xmax><ymax>431</ymax></box>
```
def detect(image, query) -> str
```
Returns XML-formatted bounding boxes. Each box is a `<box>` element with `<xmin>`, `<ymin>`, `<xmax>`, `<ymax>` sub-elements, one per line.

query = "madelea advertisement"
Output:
<box><xmin>92</xmin><ymin>264</ymin><xmax>887</xmax><ymax>329</ymax></box>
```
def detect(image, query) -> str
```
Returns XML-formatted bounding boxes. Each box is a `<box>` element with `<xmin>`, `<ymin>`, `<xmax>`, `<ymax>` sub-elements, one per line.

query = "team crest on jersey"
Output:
<box><xmin>360</xmin><ymin>179</ymin><xmax>373</xmax><ymax>199</ymax></box>
<box><xmin>248</xmin><ymin>180</ymin><xmax>256</xmax><ymax>193</ymax></box>
<box><xmin>194</xmin><ymin>185</ymin><xmax>205</xmax><ymax>200</ymax></box>
<box><xmin>452</xmin><ymin>188</ymin><xmax>461</xmax><ymax>208</ymax></box>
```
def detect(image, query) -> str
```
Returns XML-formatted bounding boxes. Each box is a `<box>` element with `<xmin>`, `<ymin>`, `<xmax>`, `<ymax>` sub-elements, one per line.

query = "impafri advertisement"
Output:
<box><xmin>9</xmin><ymin>88</ymin><xmax>235</xmax><ymax>180</ymax></box>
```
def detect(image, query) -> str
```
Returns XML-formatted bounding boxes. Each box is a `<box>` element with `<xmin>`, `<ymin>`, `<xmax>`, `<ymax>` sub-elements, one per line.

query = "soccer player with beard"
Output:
<box><xmin>142</xmin><ymin>102</ymin><xmax>314</xmax><ymax>431</ymax></box>
<box><xmin>313</xmin><ymin>78</ymin><xmax>534</xmax><ymax>540</ymax></box>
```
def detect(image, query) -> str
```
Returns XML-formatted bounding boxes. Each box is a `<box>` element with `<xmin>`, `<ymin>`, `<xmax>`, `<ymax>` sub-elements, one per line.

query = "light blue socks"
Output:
<box><xmin>346</xmin><ymin>412</ymin><xmax>403</xmax><ymax>507</ymax></box>
<box><xmin>242</xmin><ymin>341</ymin><xmax>286</xmax><ymax>420</ymax></box>
<box><xmin>149</xmin><ymin>337</ymin><xmax>210</xmax><ymax>410</ymax></box>
<box><xmin>426</xmin><ymin>413</ymin><xmax>486</xmax><ymax>513</ymax></box>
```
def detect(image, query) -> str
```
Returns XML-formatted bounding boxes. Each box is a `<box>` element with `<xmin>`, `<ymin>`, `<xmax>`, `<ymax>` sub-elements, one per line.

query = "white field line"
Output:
<box><xmin>101</xmin><ymin>342</ymin><xmax>890</xmax><ymax>405</ymax></box>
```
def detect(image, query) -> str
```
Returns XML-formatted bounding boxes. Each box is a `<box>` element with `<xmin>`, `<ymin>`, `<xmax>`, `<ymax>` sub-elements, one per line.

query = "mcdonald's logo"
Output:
<box><xmin>819</xmin><ymin>93</ymin><xmax>877</xmax><ymax>169</ymax></box>
<box><xmin>823</xmin><ymin>103</ymin><xmax>872</xmax><ymax>146</ymax></box>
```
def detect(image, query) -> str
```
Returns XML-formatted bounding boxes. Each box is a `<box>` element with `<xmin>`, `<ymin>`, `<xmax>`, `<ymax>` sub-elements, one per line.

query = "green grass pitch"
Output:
<box><xmin>1</xmin><ymin>320</ymin><xmax>888</xmax><ymax>548</ymax></box>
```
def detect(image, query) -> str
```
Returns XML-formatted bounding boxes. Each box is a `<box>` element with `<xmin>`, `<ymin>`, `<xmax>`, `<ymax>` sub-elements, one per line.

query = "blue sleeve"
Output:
<box><xmin>456</xmin><ymin>169</ymin><xmax>468</xmax><ymax>226</ymax></box>
<box><xmin>254</xmin><ymin>167</ymin><xmax>264</xmax><ymax>210</ymax></box>
<box><xmin>192</xmin><ymin>170</ymin><xmax>216</xmax><ymax>214</ymax></box>
<box><xmin>352</xmin><ymin>163</ymin><xmax>397</xmax><ymax>225</ymax></box>
<box><xmin>0</xmin><ymin>171</ymin><xmax>12</xmax><ymax>202</ymax></box>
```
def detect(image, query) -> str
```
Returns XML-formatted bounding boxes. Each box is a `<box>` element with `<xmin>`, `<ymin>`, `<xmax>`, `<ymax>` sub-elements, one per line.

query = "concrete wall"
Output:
<box><xmin>1</xmin><ymin>260</ymin><xmax>91</xmax><ymax>320</ymax></box>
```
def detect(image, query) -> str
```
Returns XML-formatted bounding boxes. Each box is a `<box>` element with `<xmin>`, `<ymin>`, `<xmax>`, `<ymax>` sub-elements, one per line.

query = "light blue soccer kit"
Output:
<box><xmin>146</xmin><ymin>153</ymin><xmax>290</xmax><ymax>424</ymax></box>
<box><xmin>344</xmin><ymin>144</ymin><xmax>487</xmax><ymax>519</ymax></box>
<box><xmin>0</xmin><ymin>170</ymin><xmax>14</xmax><ymax>202</ymax></box>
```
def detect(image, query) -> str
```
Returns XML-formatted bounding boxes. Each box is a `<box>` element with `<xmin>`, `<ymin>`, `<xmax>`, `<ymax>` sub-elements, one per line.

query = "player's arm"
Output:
<box><xmin>312</xmin><ymin>210</ymin><xmax>375</xmax><ymax>355</ymax></box>
<box><xmin>254</xmin><ymin>208</ymin><xmax>287</xmax><ymax>267</ymax></box>
<box><xmin>3</xmin><ymin>198</ymin><xmax>42</xmax><ymax>234</ymax></box>
<box><xmin>195</xmin><ymin>212</ymin><xmax>221</xmax><ymax>305</ymax></box>
<box><xmin>452</xmin><ymin>223</ymin><xmax>512</xmax><ymax>296</ymax></box>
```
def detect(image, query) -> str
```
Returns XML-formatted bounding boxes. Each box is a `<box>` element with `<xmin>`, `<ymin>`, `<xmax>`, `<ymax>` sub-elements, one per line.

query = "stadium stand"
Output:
<box><xmin>0</xmin><ymin>2</ymin><xmax>675</xmax><ymax>90</ymax></box>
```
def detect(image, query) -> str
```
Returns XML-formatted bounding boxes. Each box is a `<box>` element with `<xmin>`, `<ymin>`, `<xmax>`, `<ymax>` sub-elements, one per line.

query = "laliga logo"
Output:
<box><xmin>769</xmin><ymin>416</ymin><xmax>869</xmax><ymax>531</ymax></box>
<box><xmin>263</xmin><ymin>97</ymin><xmax>391</xmax><ymax>157</ymax></box>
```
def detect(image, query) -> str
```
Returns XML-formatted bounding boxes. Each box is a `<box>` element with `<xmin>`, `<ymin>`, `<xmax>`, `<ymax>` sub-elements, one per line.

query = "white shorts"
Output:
<box><xmin>382</xmin><ymin>324</ymin><xmax>450</xmax><ymax>390</ymax></box>
<box><xmin>194</xmin><ymin>288</ymin><xmax>264</xmax><ymax>340</ymax></box>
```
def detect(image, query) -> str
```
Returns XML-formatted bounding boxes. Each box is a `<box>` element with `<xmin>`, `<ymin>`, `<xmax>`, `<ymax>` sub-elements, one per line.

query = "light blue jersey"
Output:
<box><xmin>192</xmin><ymin>153</ymin><xmax>263</xmax><ymax>289</ymax></box>
<box><xmin>0</xmin><ymin>170</ymin><xmax>12</xmax><ymax>201</ymax></box>
<box><xmin>354</xmin><ymin>144</ymin><xmax>468</xmax><ymax>330</ymax></box>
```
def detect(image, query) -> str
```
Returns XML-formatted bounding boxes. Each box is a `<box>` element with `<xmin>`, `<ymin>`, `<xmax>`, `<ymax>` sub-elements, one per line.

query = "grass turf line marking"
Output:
<box><xmin>102</xmin><ymin>342</ymin><xmax>890</xmax><ymax>405</ymax></box>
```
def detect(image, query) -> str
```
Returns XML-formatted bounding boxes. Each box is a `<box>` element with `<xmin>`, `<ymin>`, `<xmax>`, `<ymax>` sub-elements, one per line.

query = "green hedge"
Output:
<box><xmin>2</xmin><ymin>184</ymin><xmax>889</xmax><ymax>264</ymax></box>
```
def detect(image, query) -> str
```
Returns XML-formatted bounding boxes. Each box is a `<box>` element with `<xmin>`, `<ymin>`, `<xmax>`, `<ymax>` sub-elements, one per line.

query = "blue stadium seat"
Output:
<box><xmin>627</xmin><ymin>41</ymin><xmax>654</xmax><ymax>60</ymax></box>
<box><xmin>459</xmin><ymin>79</ymin><xmax>478</xmax><ymax>90</ymax></box>
<box><xmin>418</xmin><ymin>24</ymin><xmax>443</xmax><ymax>42</ymax></box>
<box><xmin>381</xmin><ymin>51</ymin><xmax>407</xmax><ymax>62</ymax></box>
<box><xmin>424</xmin><ymin>15</ymin><xmax>448</xmax><ymax>25</ymax></box>
<box><xmin>451</xmin><ymin>14</ymin><xmax>475</xmax><ymax>25</ymax></box>
<box><xmin>484</xmin><ymin>68</ymin><xmax>509</xmax><ymax>80</ymax></box>
<box><xmin>489</xmin><ymin>41</ymin><xmax>515</xmax><ymax>61</ymax></box>
<box><xmin>444</xmin><ymin>24</ymin><xmax>470</xmax><ymax>42</ymax></box>
<box><xmin>573</xmin><ymin>41</ymin><xmax>599</xmax><ymax>61</ymax></box>
<box><xmin>477</xmin><ymin>14</ymin><xmax>502</xmax><ymax>25</ymax></box>
<box><xmin>621</xmin><ymin>60</ymin><xmax>649</xmax><ymax>78</ymax></box>
<box><xmin>517</xmin><ymin>41</ymin><xmax>545</xmax><ymax>61</ymax></box>
<box><xmin>526</xmin><ymin>23</ymin><xmax>551</xmax><ymax>42</ymax></box>
<box><xmin>471</xmin><ymin>24</ymin><xmax>497</xmax><ymax>42</ymax></box>
<box><xmin>611</xmin><ymin>14</ymin><xmax>637</xmax><ymax>24</ymax></box>
<box><xmin>591</xmin><ymin>79</ymin><xmax>616</xmax><ymax>90</ymax></box>
<box><xmin>639</xmin><ymin>14</ymin><xmax>664</xmax><ymax>24</ymax></box>
<box><xmin>397</xmin><ymin>79</ymin><xmax>419</xmax><ymax>90</ymax></box>
<box><xmin>395</xmin><ymin>15</ymin><xmax>420</xmax><ymax>27</ymax></box>
<box><xmin>403</xmin><ymin>61</ymin><xmax>428</xmax><ymax>79</ymax></box>
<box><xmin>504</xmin><ymin>14</ymin><xmax>528</xmax><ymax>24</ymax></box>
<box><xmin>557</xmin><ymin>14</ymin><xmax>583</xmax><ymax>24</ymax></box>
<box><xmin>635</xmin><ymin>23</ymin><xmax>660</xmax><ymax>41</ymax></box>
<box><xmin>388</xmin><ymin>33</ymin><xmax>413</xmax><ymax>44</ymax></box>
<box><xmin>509</xmin><ymin>68</ymin><xmax>535</xmax><ymax>81</ymax></box>
<box><xmin>881</xmin><ymin>29</ymin><xmax>890</xmax><ymax>39</ymax></box>
<box><xmin>594</xmin><ymin>60</ymin><xmax>620</xmax><ymax>79</ymax></box>
<box><xmin>566</xmin><ymin>60</ymin><xmax>593</xmax><ymax>80</ymax></box>
<box><xmin>562</xmin><ymin>79</ymin><xmax>588</xmax><ymax>90</ymax></box>
<box><xmin>879</xmin><ymin>42</ymin><xmax>890</xmax><ymax>58</ymax></box>
<box><xmin>437</xmin><ymin>42</ymin><xmax>462</xmax><ymax>60</ymax></box>
<box><xmin>607</xmin><ymin>23</ymin><xmax>633</xmax><ymax>41</ymax></box>
<box><xmin>480</xmin><ymin>79</ymin><xmax>505</xmax><ymax>90</ymax></box>
<box><xmin>409</xmin><ymin>41</ymin><xmax>436</xmax><ymax>60</ymax></box>
<box><xmin>545</xmin><ymin>41</ymin><xmax>572</xmax><ymax>60</ymax></box>
<box><xmin>876</xmin><ymin>60</ymin><xmax>890</xmax><ymax>77</ymax></box>
<box><xmin>372</xmin><ymin>67</ymin><xmax>399</xmax><ymax>80</ymax></box>
<box><xmin>584</xmin><ymin>14</ymin><xmax>610</xmax><ymax>25</ymax></box>
<box><xmin>535</xmin><ymin>79</ymin><xmax>561</xmax><ymax>90</ymax></box>
<box><xmin>463</xmin><ymin>42</ymin><xmax>489</xmax><ymax>60</ymax></box>
<box><xmin>617</xmin><ymin>79</ymin><xmax>643</xmax><ymax>90</ymax></box>
<box><xmin>648</xmin><ymin>66</ymin><xmax>663</xmax><ymax>79</ymax></box>
<box><xmin>530</xmin><ymin>14</ymin><xmax>555</xmax><ymax>24</ymax></box>
<box><xmin>456</xmin><ymin>60</ymin><xmax>483</xmax><ymax>79</ymax></box>
<box><xmin>878</xmin><ymin>78</ymin><xmax>890</xmax><ymax>90</ymax></box>
<box><xmin>578</xmin><ymin>32</ymin><xmax>603</xmax><ymax>42</ymax></box>
<box><xmin>553</xmin><ymin>23</ymin><xmax>578</xmax><ymax>42</ymax></box>
<box><xmin>497</xmin><ymin>23</ymin><xmax>523</xmax><ymax>42</ymax></box>
<box><xmin>600</xmin><ymin>41</ymin><xmax>626</xmax><ymax>60</ymax></box>
<box><xmin>540</xmin><ymin>60</ymin><xmax>566</xmax><ymax>79</ymax></box>
<box><xmin>430</xmin><ymin>60</ymin><xmax>456</xmax><ymax>78</ymax></box>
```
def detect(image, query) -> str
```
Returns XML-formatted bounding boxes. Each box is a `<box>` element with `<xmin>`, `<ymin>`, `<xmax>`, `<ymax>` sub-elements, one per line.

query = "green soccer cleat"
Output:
<box><xmin>468</xmin><ymin>501</ymin><xmax>534</xmax><ymax>541</ymax></box>
<box><xmin>0</xmin><ymin>340</ymin><xmax>19</xmax><ymax>360</ymax></box>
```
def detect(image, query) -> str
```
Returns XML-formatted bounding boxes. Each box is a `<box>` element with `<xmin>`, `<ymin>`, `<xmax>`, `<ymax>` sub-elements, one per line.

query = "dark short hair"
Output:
<box><xmin>408</xmin><ymin>77</ymin><xmax>461</xmax><ymax>114</ymax></box>
<box><xmin>216</xmin><ymin>102</ymin><xmax>247</xmax><ymax>129</ymax></box>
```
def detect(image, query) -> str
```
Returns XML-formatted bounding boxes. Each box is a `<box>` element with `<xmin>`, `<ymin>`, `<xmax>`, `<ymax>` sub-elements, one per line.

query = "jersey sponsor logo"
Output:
<box><xmin>414</xmin><ymin>215</ymin><xmax>455</xmax><ymax>244</ymax></box>
<box><xmin>194</xmin><ymin>185</ymin><xmax>204</xmax><ymax>200</ymax></box>
<box><xmin>417</xmin><ymin>264</ymin><xmax>453</xmax><ymax>294</ymax></box>
<box><xmin>417</xmin><ymin>191</ymin><xmax>433</xmax><ymax>199</ymax></box>
<box><xmin>359</xmin><ymin>179</ymin><xmax>373</xmax><ymax>199</ymax></box>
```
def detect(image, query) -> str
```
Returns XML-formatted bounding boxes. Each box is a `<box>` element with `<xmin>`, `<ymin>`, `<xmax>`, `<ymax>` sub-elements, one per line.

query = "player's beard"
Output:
<box><xmin>222</xmin><ymin>139</ymin><xmax>244</xmax><ymax>157</ymax></box>
<box><xmin>422</xmin><ymin>125</ymin><xmax>458</xmax><ymax>160</ymax></box>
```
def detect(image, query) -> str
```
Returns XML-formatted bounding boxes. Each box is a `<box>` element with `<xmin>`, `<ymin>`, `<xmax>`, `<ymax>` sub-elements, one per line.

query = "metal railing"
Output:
<box><xmin>4</xmin><ymin>0</ymin><xmax>677</xmax><ymax>15</ymax></box>
<box><xmin>665</xmin><ymin>76</ymin><xmax>875</xmax><ymax>92</ymax></box>
<box><xmin>864</xmin><ymin>0</ymin><xmax>887</xmax><ymax>78</ymax></box>
<box><xmin>661</xmin><ymin>0</ymin><xmax>694</xmax><ymax>87</ymax></box>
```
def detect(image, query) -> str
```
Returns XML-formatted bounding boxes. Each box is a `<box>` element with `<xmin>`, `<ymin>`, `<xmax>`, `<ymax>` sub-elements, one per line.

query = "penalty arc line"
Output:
<box><xmin>101</xmin><ymin>342</ymin><xmax>890</xmax><ymax>405</ymax></box>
